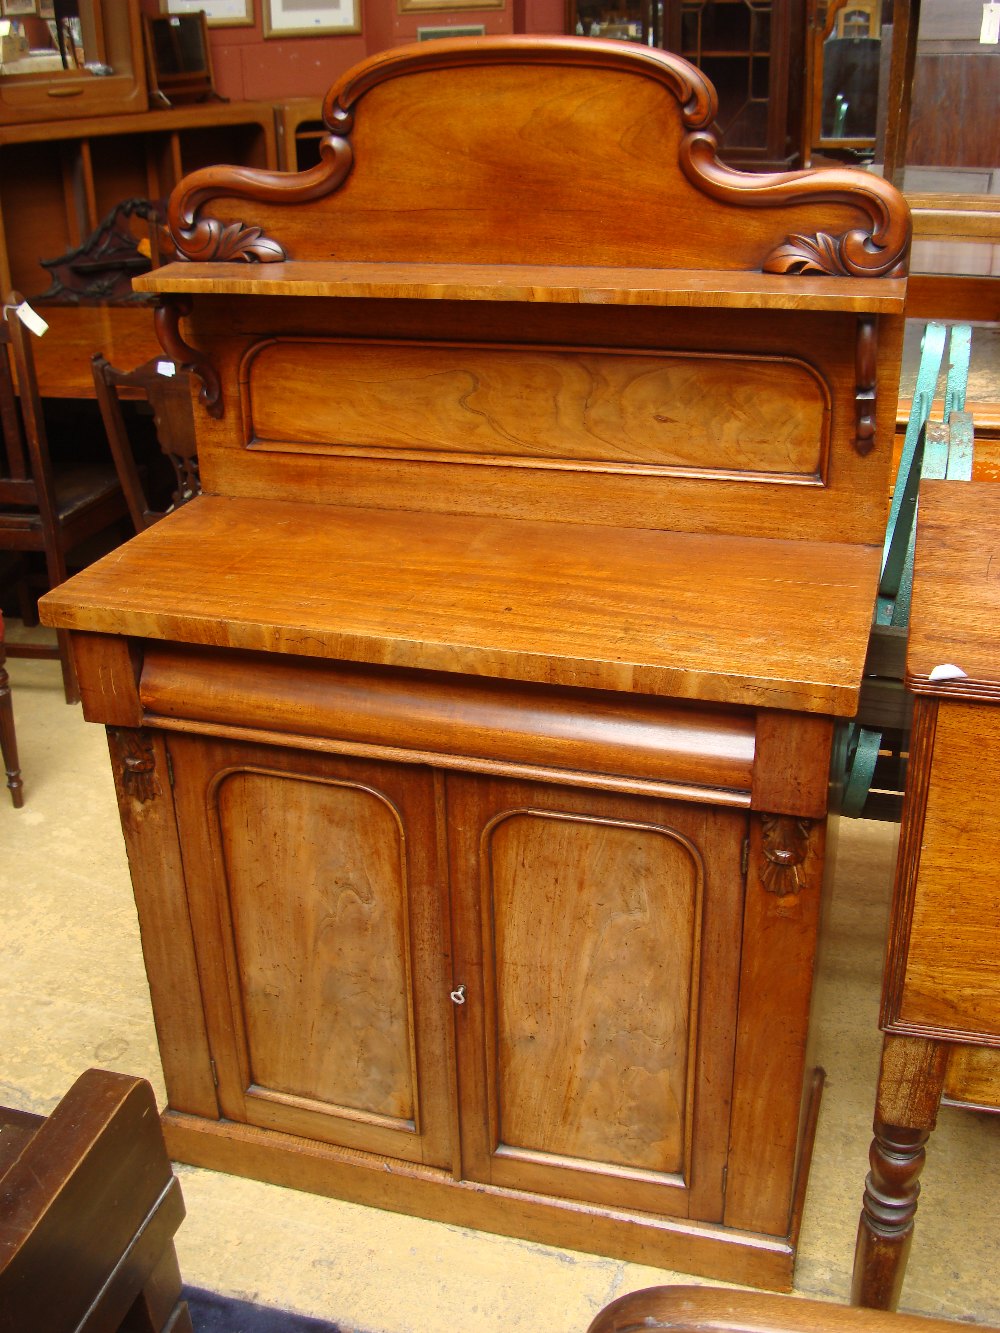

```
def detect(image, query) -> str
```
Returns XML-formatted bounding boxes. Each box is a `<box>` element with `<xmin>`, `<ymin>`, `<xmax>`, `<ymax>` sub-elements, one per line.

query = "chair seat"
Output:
<box><xmin>0</xmin><ymin>464</ymin><xmax>124</xmax><ymax>534</ymax></box>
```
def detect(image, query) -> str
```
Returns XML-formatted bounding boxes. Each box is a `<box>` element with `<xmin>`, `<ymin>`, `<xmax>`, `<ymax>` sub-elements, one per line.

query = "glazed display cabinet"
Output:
<box><xmin>567</xmin><ymin>0</ymin><xmax>806</xmax><ymax>167</ymax></box>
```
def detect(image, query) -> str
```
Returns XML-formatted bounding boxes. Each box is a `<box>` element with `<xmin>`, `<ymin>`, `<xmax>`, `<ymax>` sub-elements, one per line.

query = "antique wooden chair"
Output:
<box><xmin>0</xmin><ymin>1068</ymin><xmax>192</xmax><ymax>1333</ymax></box>
<box><xmin>0</xmin><ymin>297</ymin><xmax>129</xmax><ymax>703</ymax></box>
<box><xmin>588</xmin><ymin>1286</ymin><xmax>1000</xmax><ymax>1332</ymax></box>
<box><xmin>92</xmin><ymin>353</ymin><xmax>200</xmax><ymax>532</ymax></box>
<box><xmin>0</xmin><ymin>610</ymin><xmax>23</xmax><ymax>807</ymax></box>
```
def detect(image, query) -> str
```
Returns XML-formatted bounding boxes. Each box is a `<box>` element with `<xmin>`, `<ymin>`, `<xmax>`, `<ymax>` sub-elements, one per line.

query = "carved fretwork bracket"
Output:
<box><xmin>112</xmin><ymin>728</ymin><xmax>161</xmax><ymax>804</ymax></box>
<box><xmin>760</xmin><ymin>814</ymin><xmax>813</xmax><ymax>897</ymax></box>
<box><xmin>855</xmin><ymin>315</ymin><xmax>878</xmax><ymax>456</ymax></box>
<box><xmin>154</xmin><ymin>297</ymin><xmax>223</xmax><ymax>419</ymax></box>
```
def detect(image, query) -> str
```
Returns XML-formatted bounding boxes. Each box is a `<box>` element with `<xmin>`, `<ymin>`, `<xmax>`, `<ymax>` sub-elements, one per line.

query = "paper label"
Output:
<box><xmin>156</xmin><ymin>360</ymin><xmax>177</xmax><ymax>378</ymax></box>
<box><xmin>982</xmin><ymin>2</ymin><xmax>1000</xmax><ymax>43</ymax></box>
<box><xmin>14</xmin><ymin>301</ymin><xmax>48</xmax><ymax>338</ymax></box>
<box><xmin>929</xmin><ymin>663</ymin><xmax>968</xmax><ymax>682</ymax></box>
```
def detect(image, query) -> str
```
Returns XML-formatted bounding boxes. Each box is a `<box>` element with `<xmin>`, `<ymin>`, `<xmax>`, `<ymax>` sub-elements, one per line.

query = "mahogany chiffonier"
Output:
<box><xmin>853</xmin><ymin>481</ymin><xmax>1000</xmax><ymax>1311</ymax></box>
<box><xmin>40</xmin><ymin>37</ymin><xmax>910</xmax><ymax>1290</ymax></box>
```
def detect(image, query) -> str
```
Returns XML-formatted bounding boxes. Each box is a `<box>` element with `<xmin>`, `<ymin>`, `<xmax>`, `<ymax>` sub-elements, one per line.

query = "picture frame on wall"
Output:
<box><xmin>417</xmin><ymin>22</ymin><xmax>486</xmax><ymax>37</ymax></box>
<box><xmin>400</xmin><ymin>0</ymin><xmax>502</xmax><ymax>11</ymax></box>
<box><xmin>162</xmin><ymin>0</ymin><xmax>254</xmax><ymax>25</ymax></box>
<box><xmin>264</xmin><ymin>0</ymin><xmax>360</xmax><ymax>36</ymax></box>
<box><xmin>1</xmin><ymin>1</ymin><xmax>39</xmax><ymax>18</ymax></box>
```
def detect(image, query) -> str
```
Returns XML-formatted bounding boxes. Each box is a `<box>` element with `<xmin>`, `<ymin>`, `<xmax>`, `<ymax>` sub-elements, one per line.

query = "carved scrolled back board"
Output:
<box><xmin>40</xmin><ymin>36</ymin><xmax>910</xmax><ymax>1290</ymax></box>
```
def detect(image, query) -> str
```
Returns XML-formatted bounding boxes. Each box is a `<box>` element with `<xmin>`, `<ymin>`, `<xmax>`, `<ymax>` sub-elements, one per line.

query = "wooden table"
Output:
<box><xmin>27</xmin><ymin>307</ymin><xmax>162</xmax><ymax>400</ymax></box>
<box><xmin>40</xmin><ymin>35</ymin><xmax>911</xmax><ymax>1291</ymax></box>
<box><xmin>853</xmin><ymin>479</ymin><xmax>1000</xmax><ymax>1310</ymax></box>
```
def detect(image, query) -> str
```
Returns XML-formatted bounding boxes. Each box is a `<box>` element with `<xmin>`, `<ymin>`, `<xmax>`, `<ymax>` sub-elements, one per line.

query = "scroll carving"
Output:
<box><xmin>166</xmin><ymin>136</ymin><xmax>354</xmax><ymax>265</ymax></box>
<box><xmin>760</xmin><ymin>814</ymin><xmax>812</xmax><ymax>897</ymax></box>
<box><xmin>113</xmin><ymin>728</ymin><xmax>161</xmax><ymax>804</ymax></box>
<box><xmin>154</xmin><ymin>298</ymin><xmax>223</xmax><ymax>419</ymax></box>
<box><xmin>162</xmin><ymin>36</ymin><xmax>909</xmax><ymax>280</ymax></box>
<box><xmin>680</xmin><ymin>135</ymin><xmax>910</xmax><ymax>278</ymax></box>
<box><xmin>855</xmin><ymin>315</ymin><xmax>878</xmax><ymax>456</ymax></box>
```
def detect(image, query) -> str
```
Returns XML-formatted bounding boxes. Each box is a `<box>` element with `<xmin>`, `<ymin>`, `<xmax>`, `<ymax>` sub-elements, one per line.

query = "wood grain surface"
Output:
<box><xmin>906</xmin><ymin>481</ymin><xmax>1000</xmax><ymax>699</ymax></box>
<box><xmin>244</xmin><ymin>339</ymin><xmax>828</xmax><ymax>479</ymax></box>
<box><xmin>134</xmin><ymin>261</ymin><xmax>906</xmax><ymax>313</ymax></box>
<box><xmin>896</xmin><ymin>704</ymin><xmax>1000</xmax><ymax>1040</ymax></box>
<box><xmin>41</xmin><ymin>494</ymin><xmax>881</xmax><ymax>715</ymax></box>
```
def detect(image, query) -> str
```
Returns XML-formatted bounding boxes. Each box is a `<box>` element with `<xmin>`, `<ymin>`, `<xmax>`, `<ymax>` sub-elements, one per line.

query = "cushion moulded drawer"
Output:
<box><xmin>138</xmin><ymin>643</ymin><xmax>756</xmax><ymax>800</ymax></box>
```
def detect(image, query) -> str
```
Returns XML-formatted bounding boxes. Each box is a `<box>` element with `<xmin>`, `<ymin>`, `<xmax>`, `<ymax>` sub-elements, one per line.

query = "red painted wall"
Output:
<box><xmin>141</xmin><ymin>0</ymin><xmax>567</xmax><ymax>103</ymax></box>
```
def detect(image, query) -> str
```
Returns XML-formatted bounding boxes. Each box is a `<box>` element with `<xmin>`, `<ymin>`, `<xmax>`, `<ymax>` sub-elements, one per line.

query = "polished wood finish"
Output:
<box><xmin>589</xmin><ymin>1284</ymin><xmax>1000</xmax><ymax>1333</ymax></box>
<box><xmin>40</xmin><ymin>37</ymin><xmax>910</xmax><ymax>1289</ymax></box>
<box><xmin>43</xmin><ymin>496</ymin><xmax>883</xmax><ymax>717</ymax></box>
<box><xmin>0</xmin><ymin>1068</ymin><xmax>192</xmax><ymax>1333</ymax></box>
<box><xmin>853</xmin><ymin>481</ymin><xmax>1000</xmax><ymax>1311</ymax></box>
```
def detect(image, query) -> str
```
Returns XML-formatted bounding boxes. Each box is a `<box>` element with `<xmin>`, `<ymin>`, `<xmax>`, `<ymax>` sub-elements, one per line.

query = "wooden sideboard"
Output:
<box><xmin>853</xmin><ymin>479</ymin><xmax>1000</xmax><ymax>1311</ymax></box>
<box><xmin>40</xmin><ymin>36</ymin><xmax>911</xmax><ymax>1290</ymax></box>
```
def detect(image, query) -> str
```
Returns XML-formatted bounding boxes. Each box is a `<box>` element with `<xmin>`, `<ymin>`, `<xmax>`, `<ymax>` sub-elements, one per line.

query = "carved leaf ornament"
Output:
<box><xmin>162</xmin><ymin>36</ymin><xmax>910</xmax><ymax>282</ymax></box>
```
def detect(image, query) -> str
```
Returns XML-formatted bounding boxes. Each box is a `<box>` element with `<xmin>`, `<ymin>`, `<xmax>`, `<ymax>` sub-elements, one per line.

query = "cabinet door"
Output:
<box><xmin>166</xmin><ymin>734</ymin><xmax>454</xmax><ymax>1169</ymax></box>
<box><xmin>447</xmin><ymin>776</ymin><xmax>746</xmax><ymax>1221</ymax></box>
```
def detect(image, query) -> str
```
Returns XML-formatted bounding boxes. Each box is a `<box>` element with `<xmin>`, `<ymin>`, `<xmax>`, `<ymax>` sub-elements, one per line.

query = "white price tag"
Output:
<box><xmin>14</xmin><ymin>301</ymin><xmax>48</xmax><ymax>338</ymax></box>
<box><xmin>982</xmin><ymin>2</ymin><xmax>1000</xmax><ymax>43</ymax></box>
<box><xmin>929</xmin><ymin>663</ymin><xmax>968</xmax><ymax>682</ymax></box>
<box><xmin>156</xmin><ymin>360</ymin><xmax>177</xmax><ymax>378</ymax></box>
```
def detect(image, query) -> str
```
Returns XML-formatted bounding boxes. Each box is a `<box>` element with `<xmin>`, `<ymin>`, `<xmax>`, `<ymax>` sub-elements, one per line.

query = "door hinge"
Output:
<box><xmin>209</xmin><ymin>1058</ymin><xmax>218</xmax><ymax>1088</ymax></box>
<box><xmin>741</xmin><ymin>837</ymin><xmax>749</xmax><ymax>877</ymax></box>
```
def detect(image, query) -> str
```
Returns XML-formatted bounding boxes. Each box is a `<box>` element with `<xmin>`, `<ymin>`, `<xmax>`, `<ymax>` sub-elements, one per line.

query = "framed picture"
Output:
<box><xmin>1</xmin><ymin>1</ymin><xmax>39</xmax><ymax>17</ymax></box>
<box><xmin>417</xmin><ymin>22</ymin><xmax>486</xmax><ymax>38</ymax></box>
<box><xmin>400</xmin><ymin>0</ymin><xmax>502</xmax><ymax>10</ymax></box>
<box><xmin>264</xmin><ymin>0</ymin><xmax>360</xmax><ymax>36</ymax></box>
<box><xmin>162</xmin><ymin>0</ymin><xmax>254</xmax><ymax>25</ymax></box>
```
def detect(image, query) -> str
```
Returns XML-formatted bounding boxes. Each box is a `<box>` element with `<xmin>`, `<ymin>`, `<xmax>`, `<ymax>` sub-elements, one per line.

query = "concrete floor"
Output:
<box><xmin>2</xmin><ymin>644</ymin><xmax>999</xmax><ymax>1332</ymax></box>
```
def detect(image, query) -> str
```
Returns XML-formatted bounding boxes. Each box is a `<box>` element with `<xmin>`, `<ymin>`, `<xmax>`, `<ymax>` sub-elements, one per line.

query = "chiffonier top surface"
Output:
<box><xmin>907</xmin><ymin>481</ymin><xmax>1000</xmax><ymax>702</ymax></box>
<box><xmin>42</xmin><ymin>492</ymin><xmax>880</xmax><ymax>716</ymax></box>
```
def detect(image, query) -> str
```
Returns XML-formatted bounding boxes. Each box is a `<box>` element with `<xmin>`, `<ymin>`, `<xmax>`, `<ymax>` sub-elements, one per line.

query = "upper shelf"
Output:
<box><xmin>134</xmin><ymin>260</ymin><xmax>906</xmax><ymax>313</ymax></box>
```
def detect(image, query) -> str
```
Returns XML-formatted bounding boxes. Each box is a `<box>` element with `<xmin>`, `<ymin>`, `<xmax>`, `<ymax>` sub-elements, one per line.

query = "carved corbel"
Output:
<box><xmin>855</xmin><ymin>315</ymin><xmax>878</xmax><ymax>456</ymax></box>
<box><xmin>760</xmin><ymin>814</ymin><xmax>813</xmax><ymax>897</ymax></box>
<box><xmin>154</xmin><ymin>297</ymin><xmax>223</xmax><ymax>420</ymax></box>
<box><xmin>111</xmin><ymin>728</ymin><xmax>161</xmax><ymax>804</ymax></box>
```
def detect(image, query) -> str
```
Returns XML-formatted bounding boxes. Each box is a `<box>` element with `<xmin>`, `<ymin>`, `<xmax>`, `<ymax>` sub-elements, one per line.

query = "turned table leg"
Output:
<box><xmin>851</xmin><ymin>1034</ymin><xmax>949</xmax><ymax>1311</ymax></box>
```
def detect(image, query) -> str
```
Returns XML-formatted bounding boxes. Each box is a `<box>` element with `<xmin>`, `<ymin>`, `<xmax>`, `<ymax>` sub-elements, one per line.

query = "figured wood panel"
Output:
<box><xmin>897</xmin><ymin>704</ymin><xmax>1000</xmax><ymax>1041</ymax></box>
<box><xmin>243</xmin><ymin>339</ymin><xmax>828</xmax><ymax>481</ymax></box>
<box><xmin>150</xmin><ymin>296</ymin><xmax>904</xmax><ymax>552</ymax></box>
<box><xmin>488</xmin><ymin>811</ymin><xmax>699</xmax><ymax>1174</ymax></box>
<box><xmin>448</xmin><ymin>777</ymin><xmax>745</xmax><ymax>1221</ymax></box>
<box><xmin>217</xmin><ymin>770</ymin><xmax>415</xmax><ymax>1121</ymax></box>
<box><xmin>166</xmin><ymin>735</ymin><xmax>454</xmax><ymax>1167</ymax></box>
